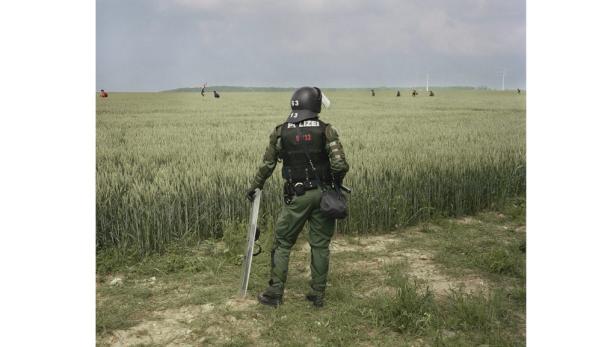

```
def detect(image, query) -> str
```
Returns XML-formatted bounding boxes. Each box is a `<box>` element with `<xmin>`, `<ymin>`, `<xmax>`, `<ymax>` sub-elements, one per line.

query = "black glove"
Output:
<box><xmin>245</xmin><ymin>187</ymin><xmax>257</xmax><ymax>202</ymax></box>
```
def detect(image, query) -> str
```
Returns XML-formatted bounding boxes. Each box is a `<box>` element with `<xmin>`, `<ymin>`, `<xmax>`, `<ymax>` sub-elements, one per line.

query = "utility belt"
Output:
<box><xmin>283</xmin><ymin>179</ymin><xmax>325</xmax><ymax>204</ymax></box>
<box><xmin>284</xmin><ymin>179</ymin><xmax>320</xmax><ymax>195</ymax></box>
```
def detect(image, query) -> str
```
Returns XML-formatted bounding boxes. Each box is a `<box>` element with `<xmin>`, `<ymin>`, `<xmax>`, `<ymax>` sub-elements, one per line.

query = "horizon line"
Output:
<box><xmin>96</xmin><ymin>85</ymin><xmax>525</xmax><ymax>93</ymax></box>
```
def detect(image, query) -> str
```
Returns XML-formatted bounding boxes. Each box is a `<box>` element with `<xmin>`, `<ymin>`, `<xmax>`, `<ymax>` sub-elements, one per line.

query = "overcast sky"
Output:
<box><xmin>96</xmin><ymin>0</ymin><xmax>525</xmax><ymax>91</ymax></box>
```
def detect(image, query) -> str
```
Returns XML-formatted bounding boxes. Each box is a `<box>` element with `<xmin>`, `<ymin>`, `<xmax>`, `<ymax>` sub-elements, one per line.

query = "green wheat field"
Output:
<box><xmin>97</xmin><ymin>89</ymin><xmax>525</xmax><ymax>256</ymax></box>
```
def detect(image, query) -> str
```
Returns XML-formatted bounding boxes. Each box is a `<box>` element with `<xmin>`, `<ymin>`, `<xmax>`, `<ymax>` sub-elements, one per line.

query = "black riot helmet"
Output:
<box><xmin>287</xmin><ymin>86</ymin><xmax>323</xmax><ymax>123</ymax></box>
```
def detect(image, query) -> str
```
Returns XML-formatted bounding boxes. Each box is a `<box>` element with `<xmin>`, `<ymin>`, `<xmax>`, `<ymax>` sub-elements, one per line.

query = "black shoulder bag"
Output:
<box><xmin>320</xmin><ymin>184</ymin><xmax>348</xmax><ymax>219</ymax></box>
<box><xmin>298</xmin><ymin>126</ymin><xmax>348</xmax><ymax>219</ymax></box>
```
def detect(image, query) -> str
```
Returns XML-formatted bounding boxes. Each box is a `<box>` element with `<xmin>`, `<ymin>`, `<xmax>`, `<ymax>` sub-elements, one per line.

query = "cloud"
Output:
<box><xmin>97</xmin><ymin>0</ymin><xmax>525</xmax><ymax>90</ymax></box>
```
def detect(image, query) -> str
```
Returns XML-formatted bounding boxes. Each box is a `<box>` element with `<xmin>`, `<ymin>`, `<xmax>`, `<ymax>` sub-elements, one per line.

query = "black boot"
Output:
<box><xmin>257</xmin><ymin>292</ymin><xmax>283</xmax><ymax>307</ymax></box>
<box><xmin>305</xmin><ymin>292</ymin><xmax>324</xmax><ymax>308</ymax></box>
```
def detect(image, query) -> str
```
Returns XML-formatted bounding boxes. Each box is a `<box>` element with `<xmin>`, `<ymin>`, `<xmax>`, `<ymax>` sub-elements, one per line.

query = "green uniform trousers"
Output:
<box><xmin>267</xmin><ymin>188</ymin><xmax>335</xmax><ymax>296</ymax></box>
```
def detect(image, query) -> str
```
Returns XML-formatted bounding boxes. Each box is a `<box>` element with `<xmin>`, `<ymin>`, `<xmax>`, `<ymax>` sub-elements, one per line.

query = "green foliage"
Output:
<box><xmin>222</xmin><ymin>220</ymin><xmax>247</xmax><ymax>260</ymax></box>
<box><xmin>374</xmin><ymin>275</ymin><xmax>523</xmax><ymax>346</ymax></box>
<box><xmin>444</xmin><ymin>289</ymin><xmax>510</xmax><ymax>331</ymax></box>
<box><xmin>507</xmin><ymin>285</ymin><xmax>526</xmax><ymax>307</ymax></box>
<box><xmin>96</xmin><ymin>248</ymin><xmax>143</xmax><ymax>274</ymax></box>
<box><xmin>96</xmin><ymin>286</ymin><xmax>152</xmax><ymax>333</ymax></box>
<box><xmin>476</xmin><ymin>246</ymin><xmax>525</xmax><ymax>277</ymax></box>
<box><xmin>96</xmin><ymin>90</ymin><xmax>525</xmax><ymax>256</ymax></box>
<box><xmin>96</xmin><ymin>301</ymin><xmax>137</xmax><ymax>333</ymax></box>
<box><xmin>383</xmin><ymin>280</ymin><xmax>440</xmax><ymax>335</ymax></box>
<box><xmin>419</xmin><ymin>222</ymin><xmax>436</xmax><ymax>233</ymax></box>
<box><xmin>97</xmin><ymin>241</ymin><xmax>221</xmax><ymax>275</ymax></box>
<box><xmin>428</xmin><ymin>207</ymin><xmax>527</xmax><ymax>280</ymax></box>
<box><xmin>441</xmin><ymin>238</ymin><xmax>526</xmax><ymax>279</ymax></box>
<box><xmin>502</xmin><ymin>196</ymin><xmax>527</xmax><ymax>224</ymax></box>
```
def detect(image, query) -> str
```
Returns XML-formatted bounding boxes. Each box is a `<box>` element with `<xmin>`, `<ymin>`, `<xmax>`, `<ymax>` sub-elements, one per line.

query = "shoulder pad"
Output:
<box><xmin>275</xmin><ymin>124</ymin><xmax>284</xmax><ymax>136</ymax></box>
<box><xmin>324</xmin><ymin>124</ymin><xmax>340</xmax><ymax>139</ymax></box>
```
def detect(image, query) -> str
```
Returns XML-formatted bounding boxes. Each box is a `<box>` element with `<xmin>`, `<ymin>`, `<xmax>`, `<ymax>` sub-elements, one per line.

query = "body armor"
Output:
<box><xmin>280</xmin><ymin>119</ymin><xmax>331</xmax><ymax>184</ymax></box>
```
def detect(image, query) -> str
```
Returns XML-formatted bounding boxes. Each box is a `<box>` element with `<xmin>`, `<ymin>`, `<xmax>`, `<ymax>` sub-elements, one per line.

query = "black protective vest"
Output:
<box><xmin>280</xmin><ymin>119</ymin><xmax>331</xmax><ymax>183</ymax></box>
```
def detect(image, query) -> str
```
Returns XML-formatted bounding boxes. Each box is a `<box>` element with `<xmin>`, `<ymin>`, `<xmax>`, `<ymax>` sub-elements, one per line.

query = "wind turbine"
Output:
<box><xmin>501</xmin><ymin>69</ymin><xmax>506</xmax><ymax>91</ymax></box>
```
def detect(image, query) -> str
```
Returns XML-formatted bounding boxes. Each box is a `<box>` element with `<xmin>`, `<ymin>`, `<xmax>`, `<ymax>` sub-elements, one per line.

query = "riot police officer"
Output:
<box><xmin>246</xmin><ymin>86</ymin><xmax>349</xmax><ymax>307</ymax></box>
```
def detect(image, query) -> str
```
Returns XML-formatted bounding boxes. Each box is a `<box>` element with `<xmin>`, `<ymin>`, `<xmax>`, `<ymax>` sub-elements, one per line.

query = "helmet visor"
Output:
<box><xmin>321</xmin><ymin>92</ymin><xmax>331</xmax><ymax>109</ymax></box>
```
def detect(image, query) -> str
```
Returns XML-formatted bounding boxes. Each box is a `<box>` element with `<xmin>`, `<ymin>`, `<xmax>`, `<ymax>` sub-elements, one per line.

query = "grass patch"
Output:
<box><xmin>444</xmin><ymin>289</ymin><xmax>510</xmax><ymax>331</ymax></box>
<box><xmin>373</xmin><ymin>273</ymin><xmax>524</xmax><ymax>346</ymax></box>
<box><xmin>499</xmin><ymin>196</ymin><xmax>526</xmax><ymax>224</ymax></box>
<box><xmin>381</xmin><ymin>279</ymin><xmax>439</xmax><ymax>335</ymax></box>
<box><xmin>97</xmin><ymin>241</ymin><xmax>221</xmax><ymax>275</ymax></box>
<box><xmin>96</xmin><ymin>285</ymin><xmax>153</xmax><ymax>333</ymax></box>
<box><xmin>412</xmin><ymin>199</ymin><xmax>528</xmax><ymax>281</ymax></box>
<box><xmin>96</xmin><ymin>301</ymin><xmax>139</xmax><ymax>334</ymax></box>
<box><xmin>476</xmin><ymin>245</ymin><xmax>525</xmax><ymax>277</ymax></box>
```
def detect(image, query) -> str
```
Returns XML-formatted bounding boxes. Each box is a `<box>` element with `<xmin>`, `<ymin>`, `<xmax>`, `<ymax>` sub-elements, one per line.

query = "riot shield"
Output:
<box><xmin>239</xmin><ymin>188</ymin><xmax>261</xmax><ymax>297</ymax></box>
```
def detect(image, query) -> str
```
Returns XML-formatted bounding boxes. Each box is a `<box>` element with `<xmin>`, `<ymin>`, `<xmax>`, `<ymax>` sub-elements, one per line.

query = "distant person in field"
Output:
<box><xmin>429</xmin><ymin>90</ymin><xmax>434</xmax><ymax>97</ymax></box>
<box><xmin>371</xmin><ymin>89</ymin><xmax>375</xmax><ymax>96</ymax></box>
<box><xmin>517</xmin><ymin>88</ymin><xmax>521</xmax><ymax>94</ymax></box>
<box><xmin>100</xmin><ymin>89</ymin><xmax>108</xmax><ymax>98</ymax></box>
<box><xmin>412</xmin><ymin>89</ymin><xmax>418</xmax><ymax>96</ymax></box>
<box><xmin>201</xmin><ymin>84</ymin><xmax>206</xmax><ymax>97</ymax></box>
<box><xmin>396</xmin><ymin>90</ymin><xmax>400</xmax><ymax>97</ymax></box>
<box><xmin>246</xmin><ymin>86</ymin><xmax>349</xmax><ymax>308</ymax></box>
<box><xmin>213</xmin><ymin>90</ymin><xmax>220</xmax><ymax>98</ymax></box>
